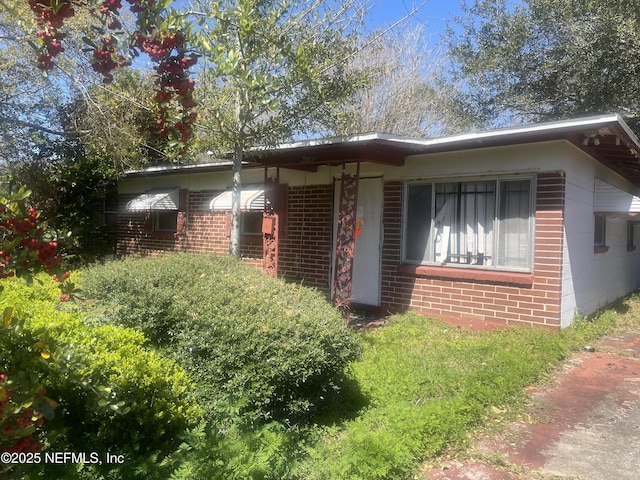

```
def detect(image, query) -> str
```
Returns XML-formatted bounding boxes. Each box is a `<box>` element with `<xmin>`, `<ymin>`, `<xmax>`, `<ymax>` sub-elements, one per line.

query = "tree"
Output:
<box><xmin>446</xmin><ymin>0</ymin><xmax>640</xmax><ymax>132</ymax></box>
<box><xmin>5</xmin><ymin>136</ymin><xmax>119</xmax><ymax>258</ymax></box>
<box><xmin>1</xmin><ymin>0</ymin><xmax>199</xmax><ymax>157</ymax></box>
<box><xmin>0</xmin><ymin>4</ymin><xmax>74</xmax><ymax>161</ymax></box>
<box><xmin>1</xmin><ymin>1</ymin><xmax>200</xmax><ymax>253</ymax></box>
<box><xmin>190</xmin><ymin>0</ymin><xmax>365</xmax><ymax>256</ymax></box>
<box><xmin>67</xmin><ymin>69</ymin><xmax>173</xmax><ymax>169</ymax></box>
<box><xmin>336</xmin><ymin>24</ymin><xmax>475</xmax><ymax>137</ymax></box>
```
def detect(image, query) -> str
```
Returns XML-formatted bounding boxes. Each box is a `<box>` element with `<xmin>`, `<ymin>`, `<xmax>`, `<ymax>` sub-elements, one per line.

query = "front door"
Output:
<box><xmin>333</xmin><ymin>176</ymin><xmax>383</xmax><ymax>306</ymax></box>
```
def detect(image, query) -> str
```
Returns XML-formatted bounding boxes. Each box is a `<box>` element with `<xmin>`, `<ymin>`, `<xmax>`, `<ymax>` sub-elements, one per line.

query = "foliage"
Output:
<box><xmin>190</xmin><ymin>0</ymin><xmax>365</xmax><ymax>255</ymax></box>
<box><xmin>68</xmin><ymin>69</ymin><xmax>175</xmax><ymax>168</ymax></box>
<box><xmin>4</xmin><ymin>139</ymin><xmax>119</xmax><ymax>260</ymax></box>
<box><xmin>0</xmin><ymin>4</ymin><xmax>69</xmax><ymax>162</ymax></box>
<box><xmin>0</xmin><ymin>274</ymin><xmax>201</xmax><ymax>478</ymax></box>
<box><xmin>14</xmin><ymin>0</ymin><xmax>199</xmax><ymax>155</ymax></box>
<box><xmin>0</xmin><ymin>187</ymin><xmax>68</xmax><ymax>473</ymax></box>
<box><xmin>79</xmin><ymin>254</ymin><xmax>362</xmax><ymax>425</ymax></box>
<box><xmin>0</xmin><ymin>185</ymin><xmax>72</xmax><ymax>462</ymax></box>
<box><xmin>70</xmin><ymin>253</ymin><xmax>635</xmax><ymax>479</ymax></box>
<box><xmin>0</xmin><ymin>183</ymin><xmax>68</xmax><ymax>282</ymax></box>
<box><xmin>156</xmin><ymin>421</ymin><xmax>293</xmax><ymax>480</ymax></box>
<box><xmin>193</xmin><ymin>0</ymin><xmax>363</xmax><ymax>154</ymax></box>
<box><xmin>446</xmin><ymin>0</ymin><xmax>640</xmax><ymax>132</ymax></box>
<box><xmin>336</xmin><ymin>24</ymin><xmax>475</xmax><ymax>137</ymax></box>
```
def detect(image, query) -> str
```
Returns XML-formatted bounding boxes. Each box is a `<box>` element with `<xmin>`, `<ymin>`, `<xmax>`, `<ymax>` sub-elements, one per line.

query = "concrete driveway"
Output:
<box><xmin>425</xmin><ymin>333</ymin><xmax>640</xmax><ymax>480</ymax></box>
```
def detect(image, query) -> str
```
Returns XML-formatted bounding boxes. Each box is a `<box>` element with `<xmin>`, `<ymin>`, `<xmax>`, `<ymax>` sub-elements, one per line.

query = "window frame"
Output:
<box><xmin>593</xmin><ymin>214</ymin><xmax>608</xmax><ymax>253</ymax></box>
<box><xmin>153</xmin><ymin>210</ymin><xmax>179</xmax><ymax>233</ymax></box>
<box><xmin>627</xmin><ymin>221</ymin><xmax>636</xmax><ymax>252</ymax></box>
<box><xmin>402</xmin><ymin>175</ymin><xmax>535</xmax><ymax>272</ymax></box>
<box><xmin>241</xmin><ymin>211</ymin><xmax>264</xmax><ymax>236</ymax></box>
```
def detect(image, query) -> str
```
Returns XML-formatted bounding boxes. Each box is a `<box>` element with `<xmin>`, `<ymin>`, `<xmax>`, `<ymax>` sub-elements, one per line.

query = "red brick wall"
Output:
<box><xmin>117</xmin><ymin>190</ymin><xmax>262</xmax><ymax>264</ymax></box>
<box><xmin>118</xmin><ymin>172</ymin><xmax>566</xmax><ymax>328</ymax></box>
<box><xmin>278</xmin><ymin>184</ymin><xmax>334</xmax><ymax>294</ymax></box>
<box><xmin>380</xmin><ymin>172</ymin><xmax>566</xmax><ymax>329</ymax></box>
<box><xmin>117</xmin><ymin>185</ymin><xmax>332</xmax><ymax>282</ymax></box>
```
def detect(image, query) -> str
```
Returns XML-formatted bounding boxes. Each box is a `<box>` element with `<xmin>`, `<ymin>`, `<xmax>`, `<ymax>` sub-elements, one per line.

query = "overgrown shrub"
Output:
<box><xmin>80</xmin><ymin>254</ymin><xmax>361</xmax><ymax>424</ymax></box>
<box><xmin>0</xmin><ymin>275</ymin><xmax>201</xmax><ymax>477</ymax></box>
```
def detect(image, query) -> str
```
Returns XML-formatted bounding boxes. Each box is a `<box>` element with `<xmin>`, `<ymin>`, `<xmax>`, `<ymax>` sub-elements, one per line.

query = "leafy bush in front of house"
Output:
<box><xmin>0</xmin><ymin>275</ymin><xmax>201</xmax><ymax>478</ymax></box>
<box><xmin>80</xmin><ymin>254</ymin><xmax>362</xmax><ymax>424</ymax></box>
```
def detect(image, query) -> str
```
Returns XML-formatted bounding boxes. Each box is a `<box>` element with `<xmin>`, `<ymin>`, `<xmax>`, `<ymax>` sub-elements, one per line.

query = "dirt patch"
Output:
<box><xmin>424</xmin><ymin>334</ymin><xmax>640</xmax><ymax>480</ymax></box>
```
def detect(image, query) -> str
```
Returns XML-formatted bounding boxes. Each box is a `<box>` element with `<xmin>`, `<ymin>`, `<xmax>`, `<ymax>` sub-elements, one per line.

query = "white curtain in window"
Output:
<box><xmin>439</xmin><ymin>182</ymin><xmax>495</xmax><ymax>266</ymax></box>
<box><xmin>497</xmin><ymin>180</ymin><xmax>531</xmax><ymax>269</ymax></box>
<box><xmin>403</xmin><ymin>178</ymin><xmax>532</xmax><ymax>270</ymax></box>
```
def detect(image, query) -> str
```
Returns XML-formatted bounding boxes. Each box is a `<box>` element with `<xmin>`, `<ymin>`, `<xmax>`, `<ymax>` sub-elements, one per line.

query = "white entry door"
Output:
<box><xmin>333</xmin><ymin>176</ymin><xmax>383</xmax><ymax>306</ymax></box>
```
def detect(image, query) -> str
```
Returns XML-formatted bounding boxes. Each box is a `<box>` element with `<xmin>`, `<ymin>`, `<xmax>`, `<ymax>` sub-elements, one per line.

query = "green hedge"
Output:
<box><xmin>80</xmin><ymin>254</ymin><xmax>361</xmax><ymax>424</ymax></box>
<box><xmin>0</xmin><ymin>275</ymin><xmax>201</xmax><ymax>472</ymax></box>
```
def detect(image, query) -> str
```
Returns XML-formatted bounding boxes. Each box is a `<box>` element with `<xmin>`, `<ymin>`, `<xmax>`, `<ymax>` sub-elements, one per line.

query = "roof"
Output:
<box><xmin>125</xmin><ymin>114</ymin><xmax>640</xmax><ymax>187</ymax></box>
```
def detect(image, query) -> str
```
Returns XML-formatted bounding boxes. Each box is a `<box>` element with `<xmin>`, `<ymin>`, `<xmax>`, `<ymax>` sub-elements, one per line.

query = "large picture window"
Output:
<box><xmin>403</xmin><ymin>177</ymin><xmax>534</xmax><ymax>271</ymax></box>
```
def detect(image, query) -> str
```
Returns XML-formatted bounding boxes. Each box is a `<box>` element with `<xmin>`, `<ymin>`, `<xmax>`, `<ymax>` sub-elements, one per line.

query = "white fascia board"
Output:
<box><xmin>264</xmin><ymin>114</ymin><xmax>636</xmax><ymax>152</ymax></box>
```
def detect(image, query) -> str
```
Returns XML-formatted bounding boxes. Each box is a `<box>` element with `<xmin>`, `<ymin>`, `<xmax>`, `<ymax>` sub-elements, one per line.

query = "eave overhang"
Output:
<box><xmin>245</xmin><ymin>115</ymin><xmax>640</xmax><ymax>184</ymax></box>
<box><xmin>124</xmin><ymin>114</ymin><xmax>640</xmax><ymax>187</ymax></box>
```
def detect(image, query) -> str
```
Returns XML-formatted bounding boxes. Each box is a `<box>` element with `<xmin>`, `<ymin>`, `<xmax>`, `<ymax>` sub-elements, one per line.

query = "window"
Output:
<box><xmin>127</xmin><ymin>188</ymin><xmax>186</xmax><ymax>235</ymax></box>
<box><xmin>628</xmin><ymin>222</ymin><xmax>636</xmax><ymax>251</ymax></box>
<box><xmin>241</xmin><ymin>211</ymin><xmax>263</xmax><ymax>236</ymax></box>
<box><xmin>403</xmin><ymin>177</ymin><xmax>534</xmax><ymax>271</ymax></box>
<box><xmin>154</xmin><ymin>211</ymin><xmax>179</xmax><ymax>232</ymax></box>
<box><xmin>594</xmin><ymin>214</ymin><xmax>606</xmax><ymax>247</ymax></box>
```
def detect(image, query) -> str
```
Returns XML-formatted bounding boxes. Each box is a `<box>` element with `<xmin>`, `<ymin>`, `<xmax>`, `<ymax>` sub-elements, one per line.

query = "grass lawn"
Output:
<box><xmin>292</xmin><ymin>298</ymin><xmax>639</xmax><ymax>480</ymax></box>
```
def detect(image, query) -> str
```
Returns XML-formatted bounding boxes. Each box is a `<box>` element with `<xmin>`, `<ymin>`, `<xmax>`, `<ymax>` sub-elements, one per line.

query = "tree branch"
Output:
<box><xmin>0</xmin><ymin>115</ymin><xmax>82</xmax><ymax>137</ymax></box>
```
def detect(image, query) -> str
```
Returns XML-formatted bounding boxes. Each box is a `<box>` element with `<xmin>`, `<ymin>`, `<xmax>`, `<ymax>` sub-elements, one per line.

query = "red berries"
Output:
<box><xmin>27</xmin><ymin>0</ymin><xmax>198</xmax><ymax>151</ymax></box>
<box><xmin>91</xmin><ymin>36</ymin><xmax>131</xmax><ymax>83</ymax></box>
<box><xmin>28</xmin><ymin>0</ymin><xmax>74</xmax><ymax>70</ymax></box>
<box><xmin>0</xmin><ymin>376</ymin><xmax>45</xmax><ymax>453</ymax></box>
<box><xmin>0</xmin><ymin>200</ymin><xmax>65</xmax><ymax>279</ymax></box>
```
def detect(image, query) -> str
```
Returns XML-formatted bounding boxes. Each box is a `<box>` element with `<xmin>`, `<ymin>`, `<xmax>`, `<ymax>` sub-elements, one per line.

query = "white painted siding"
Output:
<box><xmin>562</xmin><ymin>146</ymin><xmax>640</xmax><ymax>326</ymax></box>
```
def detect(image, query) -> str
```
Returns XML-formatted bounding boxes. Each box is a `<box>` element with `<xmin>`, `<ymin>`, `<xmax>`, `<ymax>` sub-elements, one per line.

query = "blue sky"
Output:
<box><xmin>365</xmin><ymin>0</ymin><xmax>462</xmax><ymax>37</ymax></box>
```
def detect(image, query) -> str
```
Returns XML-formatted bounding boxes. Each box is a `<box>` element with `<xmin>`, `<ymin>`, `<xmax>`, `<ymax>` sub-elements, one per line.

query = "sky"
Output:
<box><xmin>365</xmin><ymin>0</ymin><xmax>462</xmax><ymax>38</ymax></box>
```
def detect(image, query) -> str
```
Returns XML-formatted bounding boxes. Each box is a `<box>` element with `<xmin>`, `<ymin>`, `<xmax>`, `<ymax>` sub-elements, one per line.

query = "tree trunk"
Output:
<box><xmin>230</xmin><ymin>145</ymin><xmax>242</xmax><ymax>256</ymax></box>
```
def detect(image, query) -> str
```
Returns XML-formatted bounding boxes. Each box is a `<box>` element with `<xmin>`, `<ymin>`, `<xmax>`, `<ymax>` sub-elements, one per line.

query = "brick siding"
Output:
<box><xmin>118</xmin><ymin>172</ymin><xmax>566</xmax><ymax>328</ymax></box>
<box><xmin>116</xmin><ymin>190</ymin><xmax>262</xmax><ymax>265</ymax></box>
<box><xmin>380</xmin><ymin>172</ymin><xmax>566</xmax><ymax>329</ymax></box>
<box><xmin>278</xmin><ymin>184</ymin><xmax>334</xmax><ymax>294</ymax></box>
